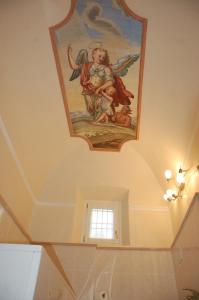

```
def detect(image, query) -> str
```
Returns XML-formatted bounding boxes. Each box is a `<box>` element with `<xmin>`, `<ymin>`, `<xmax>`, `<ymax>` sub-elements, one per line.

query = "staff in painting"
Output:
<box><xmin>67</xmin><ymin>45</ymin><xmax>139</xmax><ymax>120</ymax></box>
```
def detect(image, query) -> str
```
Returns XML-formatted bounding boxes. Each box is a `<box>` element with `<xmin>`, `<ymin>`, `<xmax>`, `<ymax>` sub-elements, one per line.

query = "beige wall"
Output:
<box><xmin>30</xmin><ymin>203</ymin><xmax>75</xmax><ymax>242</ymax></box>
<box><xmin>172</xmin><ymin>194</ymin><xmax>199</xmax><ymax>299</ymax></box>
<box><xmin>0</xmin><ymin>204</ymin><xmax>29</xmax><ymax>243</ymax></box>
<box><xmin>0</xmin><ymin>131</ymin><xmax>34</xmax><ymax>233</ymax></box>
<box><xmin>170</xmin><ymin>121</ymin><xmax>199</xmax><ymax>236</ymax></box>
<box><xmin>132</xmin><ymin>208</ymin><xmax>173</xmax><ymax>247</ymax></box>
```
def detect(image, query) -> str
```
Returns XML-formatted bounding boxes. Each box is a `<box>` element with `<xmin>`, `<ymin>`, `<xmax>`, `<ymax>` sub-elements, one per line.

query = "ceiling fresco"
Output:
<box><xmin>50</xmin><ymin>0</ymin><xmax>147</xmax><ymax>151</ymax></box>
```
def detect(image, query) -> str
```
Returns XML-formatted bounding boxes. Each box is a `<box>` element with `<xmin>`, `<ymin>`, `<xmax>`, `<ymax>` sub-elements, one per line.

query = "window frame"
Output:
<box><xmin>84</xmin><ymin>200</ymin><xmax>121</xmax><ymax>244</ymax></box>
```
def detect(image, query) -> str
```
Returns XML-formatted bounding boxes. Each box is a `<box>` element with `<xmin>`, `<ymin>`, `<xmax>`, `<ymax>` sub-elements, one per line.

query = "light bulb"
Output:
<box><xmin>166</xmin><ymin>189</ymin><xmax>173</xmax><ymax>198</ymax></box>
<box><xmin>176</xmin><ymin>172</ymin><xmax>185</xmax><ymax>184</ymax></box>
<box><xmin>164</xmin><ymin>169</ymin><xmax>172</xmax><ymax>180</ymax></box>
<box><xmin>163</xmin><ymin>194</ymin><xmax>169</xmax><ymax>201</ymax></box>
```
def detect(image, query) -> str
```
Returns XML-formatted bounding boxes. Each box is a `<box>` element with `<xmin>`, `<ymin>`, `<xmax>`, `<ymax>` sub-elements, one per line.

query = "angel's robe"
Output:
<box><xmin>80</xmin><ymin>62</ymin><xmax>134</xmax><ymax>107</ymax></box>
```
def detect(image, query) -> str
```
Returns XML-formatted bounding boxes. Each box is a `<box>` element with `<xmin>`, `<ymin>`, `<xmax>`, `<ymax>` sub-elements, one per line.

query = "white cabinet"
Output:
<box><xmin>0</xmin><ymin>244</ymin><xmax>74</xmax><ymax>300</ymax></box>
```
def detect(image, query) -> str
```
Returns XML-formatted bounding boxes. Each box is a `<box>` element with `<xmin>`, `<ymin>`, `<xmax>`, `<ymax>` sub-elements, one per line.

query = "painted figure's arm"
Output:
<box><xmin>101</xmin><ymin>91</ymin><xmax>113</xmax><ymax>102</ymax></box>
<box><xmin>96</xmin><ymin>80</ymin><xmax>113</xmax><ymax>94</ymax></box>
<box><xmin>67</xmin><ymin>46</ymin><xmax>79</xmax><ymax>70</ymax></box>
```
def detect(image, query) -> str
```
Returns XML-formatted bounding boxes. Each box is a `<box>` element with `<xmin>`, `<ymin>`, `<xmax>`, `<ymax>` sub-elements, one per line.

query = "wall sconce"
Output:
<box><xmin>163</xmin><ymin>164</ymin><xmax>199</xmax><ymax>202</ymax></box>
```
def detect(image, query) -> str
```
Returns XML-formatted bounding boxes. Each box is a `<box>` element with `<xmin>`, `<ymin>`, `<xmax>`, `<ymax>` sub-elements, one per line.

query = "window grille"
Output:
<box><xmin>89</xmin><ymin>208</ymin><xmax>114</xmax><ymax>240</ymax></box>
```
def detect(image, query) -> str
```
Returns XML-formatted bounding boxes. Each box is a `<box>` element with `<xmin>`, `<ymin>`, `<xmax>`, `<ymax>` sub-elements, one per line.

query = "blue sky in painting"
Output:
<box><xmin>76</xmin><ymin>0</ymin><xmax>142</xmax><ymax>45</ymax></box>
<box><xmin>84</xmin><ymin>23</ymin><xmax>102</xmax><ymax>39</ymax></box>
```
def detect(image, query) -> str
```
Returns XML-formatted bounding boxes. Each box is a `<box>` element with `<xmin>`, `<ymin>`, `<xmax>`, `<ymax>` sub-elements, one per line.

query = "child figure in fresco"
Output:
<box><xmin>111</xmin><ymin>105</ymin><xmax>132</xmax><ymax>128</ymax></box>
<box><xmin>95</xmin><ymin>86</ymin><xmax>116</xmax><ymax>123</ymax></box>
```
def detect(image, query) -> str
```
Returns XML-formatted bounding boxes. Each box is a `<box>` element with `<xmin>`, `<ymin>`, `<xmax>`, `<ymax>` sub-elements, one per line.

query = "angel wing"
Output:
<box><xmin>69</xmin><ymin>49</ymin><xmax>89</xmax><ymax>81</ymax></box>
<box><xmin>111</xmin><ymin>54</ymin><xmax>139</xmax><ymax>77</ymax></box>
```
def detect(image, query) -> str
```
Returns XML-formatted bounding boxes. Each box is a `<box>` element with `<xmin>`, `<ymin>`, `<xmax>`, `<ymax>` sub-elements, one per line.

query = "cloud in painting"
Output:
<box><xmin>83</xmin><ymin>3</ymin><xmax>122</xmax><ymax>37</ymax></box>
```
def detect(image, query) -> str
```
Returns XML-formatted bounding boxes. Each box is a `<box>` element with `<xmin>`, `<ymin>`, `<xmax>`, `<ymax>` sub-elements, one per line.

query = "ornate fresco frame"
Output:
<box><xmin>49</xmin><ymin>0</ymin><xmax>147</xmax><ymax>152</ymax></box>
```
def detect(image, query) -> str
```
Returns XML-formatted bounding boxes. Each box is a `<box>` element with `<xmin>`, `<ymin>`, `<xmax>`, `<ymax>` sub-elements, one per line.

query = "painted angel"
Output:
<box><xmin>67</xmin><ymin>46</ymin><xmax>139</xmax><ymax>118</ymax></box>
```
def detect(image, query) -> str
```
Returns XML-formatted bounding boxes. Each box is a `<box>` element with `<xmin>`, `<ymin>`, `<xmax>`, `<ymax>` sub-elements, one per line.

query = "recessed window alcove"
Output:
<box><xmin>71</xmin><ymin>186</ymin><xmax>130</xmax><ymax>246</ymax></box>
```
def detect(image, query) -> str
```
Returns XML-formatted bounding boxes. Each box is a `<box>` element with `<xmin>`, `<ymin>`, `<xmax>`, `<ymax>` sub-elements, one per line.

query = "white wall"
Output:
<box><xmin>54</xmin><ymin>244</ymin><xmax>179</xmax><ymax>300</ymax></box>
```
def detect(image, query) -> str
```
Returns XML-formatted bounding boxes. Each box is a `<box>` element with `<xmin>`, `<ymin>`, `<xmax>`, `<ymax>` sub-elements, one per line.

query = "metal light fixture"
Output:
<box><xmin>163</xmin><ymin>164</ymin><xmax>199</xmax><ymax>202</ymax></box>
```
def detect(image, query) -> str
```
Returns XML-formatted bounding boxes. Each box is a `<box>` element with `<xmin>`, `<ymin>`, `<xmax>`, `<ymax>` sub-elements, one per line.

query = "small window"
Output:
<box><xmin>84</xmin><ymin>200</ymin><xmax>120</xmax><ymax>244</ymax></box>
<box><xmin>89</xmin><ymin>208</ymin><xmax>114</xmax><ymax>240</ymax></box>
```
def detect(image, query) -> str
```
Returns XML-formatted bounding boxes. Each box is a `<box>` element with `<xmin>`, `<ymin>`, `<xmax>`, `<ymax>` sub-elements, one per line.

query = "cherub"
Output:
<box><xmin>111</xmin><ymin>105</ymin><xmax>132</xmax><ymax>128</ymax></box>
<box><xmin>67</xmin><ymin>45</ymin><xmax>139</xmax><ymax>117</ymax></box>
<box><xmin>95</xmin><ymin>86</ymin><xmax>116</xmax><ymax>123</ymax></box>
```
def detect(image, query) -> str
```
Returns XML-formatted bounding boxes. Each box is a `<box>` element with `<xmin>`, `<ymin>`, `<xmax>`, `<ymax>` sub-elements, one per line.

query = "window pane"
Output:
<box><xmin>101</xmin><ymin>229</ymin><xmax>106</xmax><ymax>238</ymax></box>
<box><xmin>102</xmin><ymin>211</ymin><xmax>107</xmax><ymax>223</ymax></box>
<box><xmin>90</xmin><ymin>229</ymin><xmax>96</xmax><ymax>238</ymax></box>
<box><xmin>96</xmin><ymin>229</ymin><xmax>101</xmax><ymax>238</ymax></box>
<box><xmin>97</xmin><ymin>210</ymin><xmax>103</xmax><ymax>223</ymax></box>
<box><xmin>89</xmin><ymin>208</ymin><xmax>114</xmax><ymax>240</ymax></box>
<box><xmin>107</xmin><ymin>211</ymin><xmax>113</xmax><ymax>223</ymax></box>
<box><xmin>91</xmin><ymin>210</ymin><xmax>98</xmax><ymax>223</ymax></box>
<box><xmin>107</xmin><ymin>224</ymin><xmax>113</xmax><ymax>229</ymax></box>
<box><xmin>107</xmin><ymin>229</ymin><xmax>113</xmax><ymax>239</ymax></box>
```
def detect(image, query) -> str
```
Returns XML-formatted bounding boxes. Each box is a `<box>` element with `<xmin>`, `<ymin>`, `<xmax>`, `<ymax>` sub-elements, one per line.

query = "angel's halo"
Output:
<box><xmin>88</xmin><ymin>40</ymin><xmax>103</xmax><ymax>50</ymax></box>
